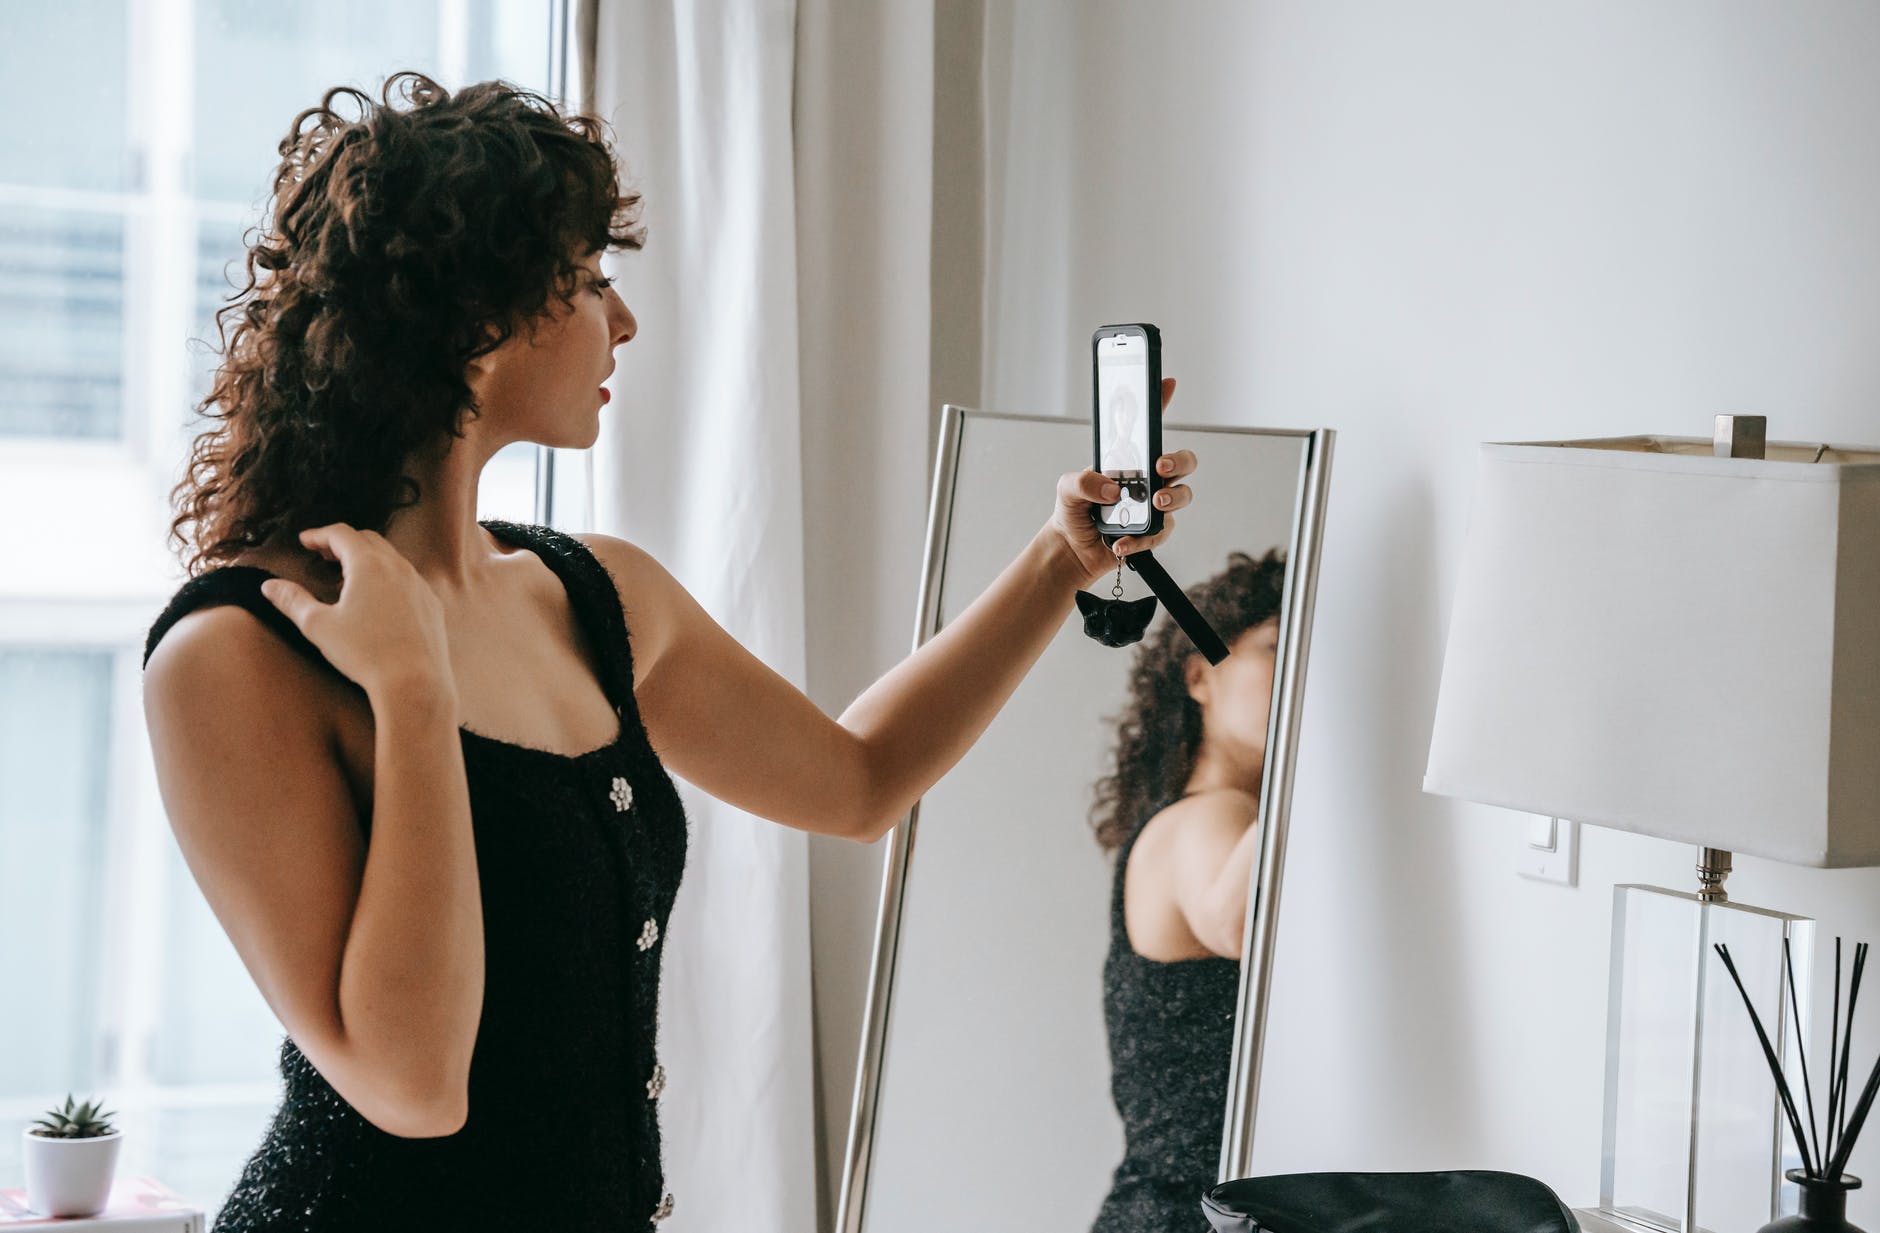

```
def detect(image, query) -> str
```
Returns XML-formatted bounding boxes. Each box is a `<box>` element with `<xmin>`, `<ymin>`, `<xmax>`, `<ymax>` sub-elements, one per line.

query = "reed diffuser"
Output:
<box><xmin>1716</xmin><ymin>938</ymin><xmax>1879</xmax><ymax>1233</ymax></box>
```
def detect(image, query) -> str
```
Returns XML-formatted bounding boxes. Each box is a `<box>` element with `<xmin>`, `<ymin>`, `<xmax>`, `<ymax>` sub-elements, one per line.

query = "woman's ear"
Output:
<box><xmin>1184</xmin><ymin>653</ymin><xmax>1211</xmax><ymax>706</ymax></box>
<box><xmin>462</xmin><ymin>322</ymin><xmax>511</xmax><ymax>392</ymax></box>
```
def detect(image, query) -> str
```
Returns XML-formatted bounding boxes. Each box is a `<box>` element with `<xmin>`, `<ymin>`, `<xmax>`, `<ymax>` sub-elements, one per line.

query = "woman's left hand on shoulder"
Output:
<box><xmin>1048</xmin><ymin>376</ymin><xmax>1196</xmax><ymax>588</ymax></box>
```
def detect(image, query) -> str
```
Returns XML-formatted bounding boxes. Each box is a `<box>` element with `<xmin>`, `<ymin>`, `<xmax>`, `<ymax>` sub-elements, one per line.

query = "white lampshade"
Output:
<box><xmin>1424</xmin><ymin>435</ymin><xmax>1880</xmax><ymax>868</ymax></box>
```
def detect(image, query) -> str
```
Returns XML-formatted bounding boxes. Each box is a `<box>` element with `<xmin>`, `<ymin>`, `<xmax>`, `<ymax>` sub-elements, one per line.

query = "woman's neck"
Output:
<box><xmin>1184</xmin><ymin>738</ymin><xmax>1264</xmax><ymax>797</ymax></box>
<box><xmin>379</xmin><ymin>429</ymin><xmax>508</xmax><ymax>594</ymax></box>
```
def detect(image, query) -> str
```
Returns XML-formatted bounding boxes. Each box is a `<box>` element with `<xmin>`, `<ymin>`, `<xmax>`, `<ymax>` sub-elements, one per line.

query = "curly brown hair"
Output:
<box><xmin>168</xmin><ymin>71</ymin><xmax>644</xmax><ymax>575</ymax></box>
<box><xmin>1088</xmin><ymin>549</ymin><xmax>1289</xmax><ymax>854</ymax></box>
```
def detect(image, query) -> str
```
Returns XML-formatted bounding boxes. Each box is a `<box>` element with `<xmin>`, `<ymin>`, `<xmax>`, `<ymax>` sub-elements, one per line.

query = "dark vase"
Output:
<box><xmin>1757</xmin><ymin>1169</ymin><xmax>1865</xmax><ymax>1233</ymax></box>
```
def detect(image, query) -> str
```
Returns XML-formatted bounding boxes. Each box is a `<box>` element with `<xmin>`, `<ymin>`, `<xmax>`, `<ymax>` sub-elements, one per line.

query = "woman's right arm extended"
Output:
<box><xmin>141</xmin><ymin>528</ymin><xmax>481</xmax><ymax>1139</ymax></box>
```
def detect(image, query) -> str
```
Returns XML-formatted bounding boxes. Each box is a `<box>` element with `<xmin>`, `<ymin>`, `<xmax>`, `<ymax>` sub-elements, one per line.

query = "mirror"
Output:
<box><xmin>838</xmin><ymin>408</ymin><xmax>1334</xmax><ymax>1233</ymax></box>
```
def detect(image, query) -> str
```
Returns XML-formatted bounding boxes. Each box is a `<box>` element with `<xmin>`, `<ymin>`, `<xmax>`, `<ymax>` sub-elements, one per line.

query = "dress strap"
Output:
<box><xmin>143</xmin><ymin>526</ymin><xmax>641</xmax><ymax>713</ymax></box>
<box><xmin>479</xmin><ymin>520</ymin><xmax>642</xmax><ymax>718</ymax></box>
<box><xmin>142</xmin><ymin>566</ymin><xmax>335</xmax><ymax>676</ymax></box>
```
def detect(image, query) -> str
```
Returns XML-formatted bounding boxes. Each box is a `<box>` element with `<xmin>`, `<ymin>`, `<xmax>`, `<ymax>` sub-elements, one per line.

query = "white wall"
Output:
<box><xmin>800</xmin><ymin>1</ymin><xmax>1880</xmax><ymax>1225</ymax></box>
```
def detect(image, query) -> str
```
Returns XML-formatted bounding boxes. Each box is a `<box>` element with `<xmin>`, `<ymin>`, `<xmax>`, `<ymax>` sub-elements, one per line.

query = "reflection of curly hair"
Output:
<box><xmin>1088</xmin><ymin>549</ymin><xmax>1288</xmax><ymax>854</ymax></box>
<box><xmin>168</xmin><ymin>71</ymin><xmax>644</xmax><ymax>575</ymax></box>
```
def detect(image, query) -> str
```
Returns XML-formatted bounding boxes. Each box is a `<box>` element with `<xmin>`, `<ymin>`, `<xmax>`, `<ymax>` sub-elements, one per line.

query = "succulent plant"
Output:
<box><xmin>27</xmin><ymin>1094</ymin><xmax>117</xmax><ymax>1139</ymax></box>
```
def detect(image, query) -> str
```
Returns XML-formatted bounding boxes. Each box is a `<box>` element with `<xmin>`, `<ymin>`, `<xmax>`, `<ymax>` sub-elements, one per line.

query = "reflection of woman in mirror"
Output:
<box><xmin>1087</xmin><ymin>549</ymin><xmax>1288</xmax><ymax>1233</ymax></box>
<box><xmin>1103</xmin><ymin>385</ymin><xmax>1147</xmax><ymax>479</ymax></box>
<box><xmin>1102</xmin><ymin>384</ymin><xmax>1148</xmax><ymax>519</ymax></box>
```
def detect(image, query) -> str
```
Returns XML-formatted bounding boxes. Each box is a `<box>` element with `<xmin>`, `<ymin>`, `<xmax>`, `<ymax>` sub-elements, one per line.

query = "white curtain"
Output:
<box><xmin>586</xmin><ymin>5</ymin><xmax>816</xmax><ymax>1231</ymax></box>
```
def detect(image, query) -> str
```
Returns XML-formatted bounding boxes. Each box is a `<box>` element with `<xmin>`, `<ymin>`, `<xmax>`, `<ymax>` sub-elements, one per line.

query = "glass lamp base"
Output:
<box><xmin>1594</xmin><ymin>884</ymin><xmax>1814</xmax><ymax>1233</ymax></box>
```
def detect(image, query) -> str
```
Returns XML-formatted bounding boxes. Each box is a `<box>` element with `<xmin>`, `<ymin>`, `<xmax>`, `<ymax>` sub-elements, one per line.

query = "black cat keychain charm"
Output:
<box><xmin>1075</xmin><ymin>557</ymin><xmax>1158</xmax><ymax>648</ymax></box>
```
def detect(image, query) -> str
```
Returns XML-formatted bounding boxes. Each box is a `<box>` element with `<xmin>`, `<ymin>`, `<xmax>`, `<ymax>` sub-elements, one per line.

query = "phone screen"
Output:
<box><xmin>1095</xmin><ymin>331</ymin><xmax>1152</xmax><ymax>531</ymax></box>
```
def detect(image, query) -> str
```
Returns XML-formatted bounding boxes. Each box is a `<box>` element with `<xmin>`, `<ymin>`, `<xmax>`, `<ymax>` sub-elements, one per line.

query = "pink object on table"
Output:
<box><xmin>0</xmin><ymin>1175</ymin><xmax>202</xmax><ymax>1230</ymax></box>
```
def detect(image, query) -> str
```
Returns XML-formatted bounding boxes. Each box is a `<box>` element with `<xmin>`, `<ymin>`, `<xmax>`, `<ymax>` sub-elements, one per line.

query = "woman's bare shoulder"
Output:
<box><xmin>147</xmin><ymin>591</ymin><xmax>343</xmax><ymax>713</ymax></box>
<box><xmin>147</xmin><ymin>546</ymin><xmax>349</xmax><ymax>744</ymax></box>
<box><xmin>1156</xmin><ymin>786</ymin><xmax>1259</xmax><ymax>823</ymax></box>
<box><xmin>570</xmin><ymin>532</ymin><xmax>681</xmax><ymax>677</ymax></box>
<box><xmin>143</xmin><ymin>609</ymin><xmax>349</xmax><ymax>813</ymax></box>
<box><xmin>1136</xmin><ymin>786</ymin><xmax>1259</xmax><ymax>852</ymax></box>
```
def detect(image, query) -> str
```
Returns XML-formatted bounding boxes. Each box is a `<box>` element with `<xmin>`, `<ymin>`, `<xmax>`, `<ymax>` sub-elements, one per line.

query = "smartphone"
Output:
<box><xmin>1091</xmin><ymin>323</ymin><xmax>1162</xmax><ymax>539</ymax></box>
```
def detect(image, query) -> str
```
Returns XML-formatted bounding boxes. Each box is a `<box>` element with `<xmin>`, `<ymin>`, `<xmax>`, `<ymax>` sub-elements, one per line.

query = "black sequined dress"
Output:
<box><xmin>141</xmin><ymin>521</ymin><xmax>687</xmax><ymax>1232</ymax></box>
<box><xmin>1091</xmin><ymin>795</ymin><xmax>1241</xmax><ymax>1233</ymax></box>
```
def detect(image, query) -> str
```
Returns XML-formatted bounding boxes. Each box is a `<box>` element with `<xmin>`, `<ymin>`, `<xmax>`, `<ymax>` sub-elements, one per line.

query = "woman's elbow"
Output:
<box><xmin>331</xmin><ymin>1050</ymin><xmax>469</xmax><ymax>1139</ymax></box>
<box><xmin>365</xmin><ymin>1079</ymin><xmax>469</xmax><ymax>1140</ymax></box>
<box><xmin>839</xmin><ymin>755</ymin><xmax>905</xmax><ymax>843</ymax></box>
<box><xmin>840</xmin><ymin>804</ymin><xmax>899</xmax><ymax>845</ymax></box>
<box><xmin>1196</xmin><ymin>899</ymin><xmax>1248</xmax><ymax>961</ymax></box>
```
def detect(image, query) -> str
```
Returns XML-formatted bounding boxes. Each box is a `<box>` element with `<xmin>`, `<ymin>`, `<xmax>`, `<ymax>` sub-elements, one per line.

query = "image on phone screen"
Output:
<box><xmin>1096</xmin><ymin>332</ymin><xmax>1151</xmax><ymax>530</ymax></box>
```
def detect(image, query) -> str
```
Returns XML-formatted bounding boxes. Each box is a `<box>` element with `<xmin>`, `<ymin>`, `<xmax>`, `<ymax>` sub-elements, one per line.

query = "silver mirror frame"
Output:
<box><xmin>836</xmin><ymin>407</ymin><xmax>1336</xmax><ymax>1231</ymax></box>
<box><xmin>1219</xmin><ymin>416</ymin><xmax>1334</xmax><ymax>1182</ymax></box>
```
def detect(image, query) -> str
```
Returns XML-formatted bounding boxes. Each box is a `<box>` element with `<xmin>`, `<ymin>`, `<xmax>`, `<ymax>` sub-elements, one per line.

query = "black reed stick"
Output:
<box><xmin>1834</xmin><ymin>943</ymin><xmax>1868</xmax><ymax>1163</ymax></box>
<box><xmin>1828</xmin><ymin>1039</ymin><xmax>1880</xmax><ymax>1179</ymax></box>
<box><xmin>1826</xmin><ymin>942</ymin><xmax>1875</xmax><ymax>1180</ymax></box>
<box><xmin>1828</xmin><ymin>938</ymin><xmax>1842</xmax><ymax>1167</ymax></box>
<box><xmin>1716</xmin><ymin>942</ymin><xmax>1818</xmax><ymax>1178</ymax></box>
<box><xmin>1785</xmin><ymin>937</ymin><xmax>1825</xmax><ymax>1173</ymax></box>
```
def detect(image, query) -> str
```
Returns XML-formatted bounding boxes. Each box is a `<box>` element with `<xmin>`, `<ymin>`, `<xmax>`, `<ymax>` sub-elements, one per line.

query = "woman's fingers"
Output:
<box><xmin>1066</xmin><ymin>469</ymin><xmax>1123</xmax><ymax>505</ymax></box>
<box><xmin>296</xmin><ymin>523</ymin><xmax>362</xmax><ymax>566</ymax></box>
<box><xmin>1110</xmin><ymin>513</ymin><xmax>1176</xmax><ymax>558</ymax></box>
<box><xmin>1156</xmin><ymin>449</ymin><xmax>1198</xmax><ymax>480</ymax></box>
<box><xmin>258</xmin><ymin>577</ymin><xmax>320</xmax><ymax>629</ymax></box>
<box><xmin>1051</xmin><ymin>434</ymin><xmax>1192</xmax><ymax>575</ymax></box>
<box><xmin>1069</xmin><ymin>468</ymin><xmax>1184</xmax><ymax>510</ymax></box>
<box><xmin>298</xmin><ymin>523</ymin><xmax>400</xmax><ymax>582</ymax></box>
<box><xmin>1149</xmin><ymin>483</ymin><xmax>1192</xmax><ymax>513</ymax></box>
<box><xmin>302</xmin><ymin>523</ymin><xmax>381</xmax><ymax>552</ymax></box>
<box><xmin>254</xmin><ymin>522</ymin><xmax>454</xmax><ymax>700</ymax></box>
<box><xmin>1160</xmin><ymin>377</ymin><xmax>1177</xmax><ymax>409</ymax></box>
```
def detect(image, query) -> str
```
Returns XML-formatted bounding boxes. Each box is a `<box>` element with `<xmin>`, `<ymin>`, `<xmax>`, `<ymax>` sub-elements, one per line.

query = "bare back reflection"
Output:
<box><xmin>1089</xmin><ymin>550</ymin><xmax>1287</xmax><ymax>1233</ymax></box>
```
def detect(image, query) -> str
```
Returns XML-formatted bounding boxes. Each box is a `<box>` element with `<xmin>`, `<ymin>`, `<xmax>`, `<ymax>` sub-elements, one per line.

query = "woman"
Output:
<box><xmin>138</xmin><ymin>74</ymin><xmax>1197</xmax><ymax>1231</ymax></box>
<box><xmin>1088</xmin><ymin>549</ymin><xmax>1288</xmax><ymax>1233</ymax></box>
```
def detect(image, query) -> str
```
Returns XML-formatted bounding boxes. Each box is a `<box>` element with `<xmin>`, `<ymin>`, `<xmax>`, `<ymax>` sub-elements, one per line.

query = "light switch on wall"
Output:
<box><xmin>1518</xmin><ymin>813</ymin><xmax>1578</xmax><ymax>886</ymax></box>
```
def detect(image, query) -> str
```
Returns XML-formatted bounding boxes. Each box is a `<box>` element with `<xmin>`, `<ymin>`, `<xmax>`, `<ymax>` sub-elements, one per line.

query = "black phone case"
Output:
<box><xmin>1091</xmin><ymin>323</ymin><xmax>1163</xmax><ymax>540</ymax></box>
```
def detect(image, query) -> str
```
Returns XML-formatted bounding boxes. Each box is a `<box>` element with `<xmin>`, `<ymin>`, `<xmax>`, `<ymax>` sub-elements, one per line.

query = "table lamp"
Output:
<box><xmin>1424</xmin><ymin>417</ymin><xmax>1880</xmax><ymax>1233</ymax></box>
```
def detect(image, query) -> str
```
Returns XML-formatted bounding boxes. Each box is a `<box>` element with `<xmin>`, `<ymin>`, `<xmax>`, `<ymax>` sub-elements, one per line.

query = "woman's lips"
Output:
<box><xmin>600</xmin><ymin>387</ymin><xmax>611</xmax><ymax>403</ymax></box>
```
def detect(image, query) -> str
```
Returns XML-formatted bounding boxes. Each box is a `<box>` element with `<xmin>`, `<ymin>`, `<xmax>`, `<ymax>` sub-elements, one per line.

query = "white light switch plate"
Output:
<box><xmin>1517</xmin><ymin>813</ymin><xmax>1578</xmax><ymax>887</ymax></box>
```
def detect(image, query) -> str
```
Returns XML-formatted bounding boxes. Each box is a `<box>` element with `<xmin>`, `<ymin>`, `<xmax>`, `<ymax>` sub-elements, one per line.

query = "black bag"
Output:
<box><xmin>1201</xmin><ymin>1170</ymin><xmax>1579</xmax><ymax>1233</ymax></box>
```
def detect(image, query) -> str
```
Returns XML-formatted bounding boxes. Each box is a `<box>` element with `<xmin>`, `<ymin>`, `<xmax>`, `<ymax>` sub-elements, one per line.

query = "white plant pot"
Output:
<box><xmin>22</xmin><ymin>1128</ymin><xmax>122</xmax><ymax>1217</ymax></box>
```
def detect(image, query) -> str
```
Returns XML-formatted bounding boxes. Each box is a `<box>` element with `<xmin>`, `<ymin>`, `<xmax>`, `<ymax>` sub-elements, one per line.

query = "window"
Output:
<box><xmin>0</xmin><ymin>1</ymin><xmax>555</xmax><ymax>1212</ymax></box>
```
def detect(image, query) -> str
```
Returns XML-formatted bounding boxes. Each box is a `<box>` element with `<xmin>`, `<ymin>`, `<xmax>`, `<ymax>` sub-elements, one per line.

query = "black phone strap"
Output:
<box><xmin>1128</xmin><ymin>550</ymin><xmax>1230</xmax><ymax>664</ymax></box>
